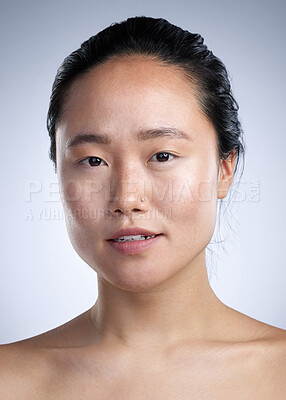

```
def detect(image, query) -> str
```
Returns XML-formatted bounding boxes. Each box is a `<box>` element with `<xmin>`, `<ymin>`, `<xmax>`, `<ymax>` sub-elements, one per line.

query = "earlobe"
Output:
<box><xmin>217</xmin><ymin>150</ymin><xmax>236</xmax><ymax>199</ymax></box>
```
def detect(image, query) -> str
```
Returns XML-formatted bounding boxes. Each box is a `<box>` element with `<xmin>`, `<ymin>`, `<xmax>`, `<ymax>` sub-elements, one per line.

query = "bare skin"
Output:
<box><xmin>1</xmin><ymin>56</ymin><xmax>286</xmax><ymax>399</ymax></box>
<box><xmin>1</xmin><ymin>309</ymin><xmax>286</xmax><ymax>399</ymax></box>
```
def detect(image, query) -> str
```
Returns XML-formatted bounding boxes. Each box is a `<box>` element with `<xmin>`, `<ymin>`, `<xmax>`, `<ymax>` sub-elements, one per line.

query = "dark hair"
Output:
<box><xmin>47</xmin><ymin>15</ymin><xmax>245</xmax><ymax>177</ymax></box>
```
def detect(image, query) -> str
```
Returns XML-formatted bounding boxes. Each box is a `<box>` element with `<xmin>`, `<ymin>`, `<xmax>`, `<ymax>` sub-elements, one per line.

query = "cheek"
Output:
<box><xmin>59</xmin><ymin>177</ymin><xmax>108</xmax><ymax>228</ymax></box>
<box><xmin>167</xmin><ymin>171</ymin><xmax>218</xmax><ymax>241</ymax></box>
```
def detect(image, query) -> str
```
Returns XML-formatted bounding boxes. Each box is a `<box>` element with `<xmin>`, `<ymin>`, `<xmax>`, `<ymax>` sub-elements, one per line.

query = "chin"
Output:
<box><xmin>96</xmin><ymin>260</ymin><xmax>174</xmax><ymax>292</ymax></box>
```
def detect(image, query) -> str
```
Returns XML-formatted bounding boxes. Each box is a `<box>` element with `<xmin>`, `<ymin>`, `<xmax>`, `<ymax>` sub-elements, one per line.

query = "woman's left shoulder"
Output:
<box><xmin>256</xmin><ymin>324</ymin><xmax>286</xmax><ymax>388</ymax></box>
<box><xmin>235</xmin><ymin>323</ymin><xmax>286</xmax><ymax>397</ymax></box>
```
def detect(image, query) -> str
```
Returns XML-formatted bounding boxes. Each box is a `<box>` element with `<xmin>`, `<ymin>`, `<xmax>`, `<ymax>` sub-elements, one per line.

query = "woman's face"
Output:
<box><xmin>56</xmin><ymin>56</ymin><xmax>229</xmax><ymax>291</ymax></box>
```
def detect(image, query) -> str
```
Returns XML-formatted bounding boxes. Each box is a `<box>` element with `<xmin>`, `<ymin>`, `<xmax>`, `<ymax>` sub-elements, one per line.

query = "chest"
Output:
<box><xmin>43</xmin><ymin>358</ymin><xmax>275</xmax><ymax>400</ymax></box>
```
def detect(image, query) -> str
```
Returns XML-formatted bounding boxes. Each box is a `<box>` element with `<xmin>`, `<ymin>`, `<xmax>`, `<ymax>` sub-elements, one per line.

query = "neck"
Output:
<box><xmin>90</xmin><ymin>251</ymin><xmax>226</xmax><ymax>350</ymax></box>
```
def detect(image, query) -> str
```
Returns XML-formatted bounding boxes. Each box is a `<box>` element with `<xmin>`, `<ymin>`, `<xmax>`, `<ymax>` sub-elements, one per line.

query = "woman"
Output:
<box><xmin>1</xmin><ymin>16</ymin><xmax>285</xmax><ymax>399</ymax></box>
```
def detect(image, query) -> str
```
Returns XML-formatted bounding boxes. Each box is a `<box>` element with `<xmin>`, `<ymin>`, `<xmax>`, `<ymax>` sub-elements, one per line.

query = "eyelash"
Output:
<box><xmin>79</xmin><ymin>152</ymin><xmax>177</xmax><ymax>167</ymax></box>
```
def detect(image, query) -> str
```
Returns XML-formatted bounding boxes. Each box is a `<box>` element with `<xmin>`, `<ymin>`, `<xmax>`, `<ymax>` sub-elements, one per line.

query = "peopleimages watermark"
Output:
<box><xmin>24</xmin><ymin>178</ymin><xmax>261</xmax><ymax>204</ymax></box>
<box><xmin>25</xmin><ymin>207</ymin><xmax>173</xmax><ymax>221</ymax></box>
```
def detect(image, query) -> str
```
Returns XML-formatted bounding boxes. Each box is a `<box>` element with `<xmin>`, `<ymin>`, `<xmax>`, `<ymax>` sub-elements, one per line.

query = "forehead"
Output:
<box><xmin>62</xmin><ymin>55</ymin><xmax>200</xmax><ymax>117</ymax></box>
<box><xmin>66</xmin><ymin>55</ymin><xmax>196</xmax><ymax>98</ymax></box>
<box><xmin>58</xmin><ymin>56</ymin><xmax>215</xmax><ymax>147</ymax></box>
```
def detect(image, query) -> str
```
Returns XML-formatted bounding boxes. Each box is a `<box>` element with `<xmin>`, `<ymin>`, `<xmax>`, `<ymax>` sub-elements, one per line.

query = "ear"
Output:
<box><xmin>217</xmin><ymin>149</ymin><xmax>236</xmax><ymax>199</ymax></box>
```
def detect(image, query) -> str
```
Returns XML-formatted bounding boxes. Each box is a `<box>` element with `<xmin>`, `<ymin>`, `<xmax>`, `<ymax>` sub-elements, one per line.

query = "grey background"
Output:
<box><xmin>0</xmin><ymin>0</ymin><xmax>285</xmax><ymax>343</ymax></box>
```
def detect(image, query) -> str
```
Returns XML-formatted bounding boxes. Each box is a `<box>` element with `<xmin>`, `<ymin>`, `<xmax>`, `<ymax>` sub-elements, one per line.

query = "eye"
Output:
<box><xmin>149</xmin><ymin>152</ymin><xmax>177</xmax><ymax>163</ymax></box>
<box><xmin>79</xmin><ymin>157</ymin><xmax>106</xmax><ymax>167</ymax></box>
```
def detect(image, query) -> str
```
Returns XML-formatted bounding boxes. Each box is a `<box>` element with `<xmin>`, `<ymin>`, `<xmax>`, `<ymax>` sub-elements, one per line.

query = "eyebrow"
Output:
<box><xmin>66</xmin><ymin>127</ymin><xmax>192</xmax><ymax>150</ymax></box>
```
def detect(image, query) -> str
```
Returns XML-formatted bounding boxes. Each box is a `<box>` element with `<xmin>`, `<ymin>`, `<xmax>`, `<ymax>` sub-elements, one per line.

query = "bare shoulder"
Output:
<box><xmin>0</xmin><ymin>310</ymin><xmax>93</xmax><ymax>399</ymax></box>
<box><xmin>255</xmin><ymin>326</ymin><xmax>286</xmax><ymax>397</ymax></box>
<box><xmin>261</xmin><ymin>325</ymin><xmax>286</xmax><ymax>372</ymax></box>
<box><xmin>0</xmin><ymin>342</ymin><xmax>55</xmax><ymax>400</ymax></box>
<box><xmin>235</xmin><ymin>313</ymin><xmax>286</xmax><ymax>396</ymax></box>
<box><xmin>219</xmin><ymin>306</ymin><xmax>286</xmax><ymax>387</ymax></box>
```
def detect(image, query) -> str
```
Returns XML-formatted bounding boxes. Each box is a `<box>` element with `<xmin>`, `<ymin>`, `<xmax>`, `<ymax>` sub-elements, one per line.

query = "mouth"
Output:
<box><xmin>106</xmin><ymin>227</ymin><xmax>163</xmax><ymax>241</ymax></box>
<box><xmin>107</xmin><ymin>234</ymin><xmax>163</xmax><ymax>242</ymax></box>
<box><xmin>106</xmin><ymin>234</ymin><xmax>163</xmax><ymax>255</ymax></box>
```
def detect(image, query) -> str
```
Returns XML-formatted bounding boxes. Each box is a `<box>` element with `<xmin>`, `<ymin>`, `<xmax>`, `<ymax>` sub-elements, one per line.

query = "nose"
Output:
<box><xmin>108</xmin><ymin>170</ymin><xmax>148</xmax><ymax>216</ymax></box>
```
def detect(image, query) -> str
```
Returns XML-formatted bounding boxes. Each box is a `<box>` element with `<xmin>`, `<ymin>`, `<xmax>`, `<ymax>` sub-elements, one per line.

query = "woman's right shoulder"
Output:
<box><xmin>0</xmin><ymin>342</ymin><xmax>57</xmax><ymax>400</ymax></box>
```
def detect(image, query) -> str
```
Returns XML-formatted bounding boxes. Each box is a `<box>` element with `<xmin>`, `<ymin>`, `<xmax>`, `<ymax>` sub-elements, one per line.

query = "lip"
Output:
<box><xmin>107</xmin><ymin>234</ymin><xmax>163</xmax><ymax>255</ymax></box>
<box><xmin>107</xmin><ymin>227</ymin><xmax>160</xmax><ymax>240</ymax></box>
